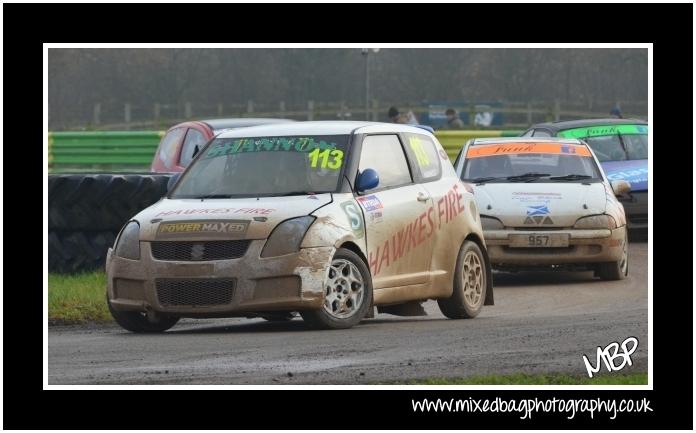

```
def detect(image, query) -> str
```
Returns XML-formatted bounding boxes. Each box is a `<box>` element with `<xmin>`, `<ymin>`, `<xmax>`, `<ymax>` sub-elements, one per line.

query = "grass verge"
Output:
<box><xmin>400</xmin><ymin>372</ymin><xmax>648</xmax><ymax>385</ymax></box>
<box><xmin>48</xmin><ymin>272</ymin><xmax>111</xmax><ymax>324</ymax></box>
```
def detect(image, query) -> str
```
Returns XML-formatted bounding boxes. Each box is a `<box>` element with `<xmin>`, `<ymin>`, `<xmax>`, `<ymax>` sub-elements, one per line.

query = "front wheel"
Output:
<box><xmin>107</xmin><ymin>297</ymin><xmax>179</xmax><ymax>333</ymax></box>
<box><xmin>597</xmin><ymin>236</ymin><xmax>629</xmax><ymax>281</ymax></box>
<box><xmin>438</xmin><ymin>240</ymin><xmax>487</xmax><ymax>319</ymax></box>
<box><xmin>300</xmin><ymin>248</ymin><xmax>372</xmax><ymax>330</ymax></box>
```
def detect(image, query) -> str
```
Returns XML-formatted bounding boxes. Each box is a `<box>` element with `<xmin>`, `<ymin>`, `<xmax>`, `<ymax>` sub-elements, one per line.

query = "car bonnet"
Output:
<box><xmin>134</xmin><ymin>194</ymin><xmax>332</xmax><ymax>241</ymax></box>
<box><xmin>472</xmin><ymin>182</ymin><xmax>607</xmax><ymax>228</ymax></box>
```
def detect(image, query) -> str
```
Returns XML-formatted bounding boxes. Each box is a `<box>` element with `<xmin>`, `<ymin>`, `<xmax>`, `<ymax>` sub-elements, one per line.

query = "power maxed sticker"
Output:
<box><xmin>156</xmin><ymin>220</ymin><xmax>250</xmax><ymax>239</ymax></box>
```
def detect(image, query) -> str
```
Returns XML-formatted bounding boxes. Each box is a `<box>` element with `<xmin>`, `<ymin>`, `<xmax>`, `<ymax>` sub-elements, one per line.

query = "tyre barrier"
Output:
<box><xmin>49</xmin><ymin>173</ymin><xmax>173</xmax><ymax>231</ymax></box>
<box><xmin>48</xmin><ymin>231</ymin><xmax>117</xmax><ymax>274</ymax></box>
<box><xmin>48</xmin><ymin>173</ymin><xmax>172</xmax><ymax>273</ymax></box>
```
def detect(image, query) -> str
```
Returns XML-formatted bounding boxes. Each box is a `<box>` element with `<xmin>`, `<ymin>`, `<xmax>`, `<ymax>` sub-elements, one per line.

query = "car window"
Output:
<box><xmin>556</xmin><ymin>124</ymin><xmax>648</xmax><ymax>162</ymax></box>
<box><xmin>358</xmin><ymin>135</ymin><xmax>412</xmax><ymax>191</ymax></box>
<box><xmin>583</xmin><ymin>135</ymin><xmax>627</xmax><ymax>162</ymax></box>
<box><xmin>403</xmin><ymin>133</ymin><xmax>441</xmax><ymax>182</ymax></box>
<box><xmin>179</xmin><ymin>128</ymin><xmax>207</xmax><ymax>166</ymax></box>
<box><xmin>172</xmin><ymin>135</ymin><xmax>350</xmax><ymax>198</ymax></box>
<box><xmin>532</xmin><ymin>129</ymin><xmax>551</xmax><ymax>137</ymax></box>
<box><xmin>461</xmin><ymin>142</ymin><xmax>602</xmax><ymax>182</ymax></box>
<box><xmin>622</xmin><ymin>134</ymin><xmax>648</xmax><ymax>160</ymax></box>
<box><xmin>158</xmin><ymin>127</ymin><xmax>186</xmax><ymax>168</ymax></box>
<box><xmin>521</xmin><ymin>129</ymin><xmax>534</xmax><ymax>137</ymax></box>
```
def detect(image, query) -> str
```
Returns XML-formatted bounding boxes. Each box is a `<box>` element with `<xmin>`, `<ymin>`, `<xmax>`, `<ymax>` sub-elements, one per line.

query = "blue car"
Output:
<box><xmin>521</xmin><ymin>119</ymin><xmax>648</xmax><ymax>230</ymax></box>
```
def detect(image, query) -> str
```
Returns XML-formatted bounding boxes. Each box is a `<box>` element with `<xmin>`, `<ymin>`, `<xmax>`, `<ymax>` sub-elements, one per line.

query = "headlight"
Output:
<box><xmin>261</xmin><ymin>216</ymin><xmax>316</xmax><ymax>258</ymax></box>
<box><xmin>114</xmin><ymin>221</ymin><xmax>141</xmax><ymax>260</ymax></box>
<box><xmin>480</xmin><ymin>215</ymin><xmax>504</xmax><ymax>230</ymax></box>
<box><xmin>573</xmin><ymin>214</ymin><xmax>617</xmax><ymax>230</ymax></box>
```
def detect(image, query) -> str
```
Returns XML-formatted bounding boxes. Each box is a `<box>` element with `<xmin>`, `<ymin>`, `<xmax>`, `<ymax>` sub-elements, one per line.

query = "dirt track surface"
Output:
<box><xmin>48</xmin><ymin>242</ymin><xmax>648</xmax><ymax>384</ymax></box>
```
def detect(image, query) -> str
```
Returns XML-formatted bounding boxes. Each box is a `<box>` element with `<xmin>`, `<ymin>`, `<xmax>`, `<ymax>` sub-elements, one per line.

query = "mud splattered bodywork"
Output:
<box><xmin>107</xmin><ymin>195</ymin><xmax>342</xmax><ymax>316</ymax></box>
<box><xmin>107</xmin><ymin>241</ymin><xmax>333</xmax><ymax>316</ymax></box>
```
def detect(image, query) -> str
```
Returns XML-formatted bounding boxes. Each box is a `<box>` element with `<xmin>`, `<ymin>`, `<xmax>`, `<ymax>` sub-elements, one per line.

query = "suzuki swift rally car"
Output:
<box><xmin>106</xmin><ymin>121</ymin><xmax>493</xmax><ymax>332</ymax></box>
<box><xmin>453</xmin><ymin>137</ymin><xmax>629</xmax><ymax>280</ymax></box>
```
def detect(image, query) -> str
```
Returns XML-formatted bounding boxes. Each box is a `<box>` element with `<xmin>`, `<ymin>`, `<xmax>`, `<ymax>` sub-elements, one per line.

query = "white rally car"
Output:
<box><xmin>106</xmin><ymin>121</ymin><xmax>493</xmax><ymax>332</ymax></box>
<box><xmin>453</xmin><ymin>137</ymin><xmax>630</xmax><ymax>280</ymax></box>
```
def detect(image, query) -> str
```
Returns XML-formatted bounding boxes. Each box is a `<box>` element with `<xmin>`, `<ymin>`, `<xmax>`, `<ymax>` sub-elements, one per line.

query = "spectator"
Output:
<box><xmin>404</xmin><ymin>110</ymin><xmax>419</xmax><ymax>125</ymax></box>
<box><xmin>610</xmin><ymin>106</ymin><xmax>623</xmax><ymax>119</ymax></box>
<box><xmin>387</xmin><ymin>106</ymin><xmax>419</xmax><ymax>125</ymax></box>
<box><xmin>388</xmin><ymin>106</ymin><xmax>402</xmax><ymax>123</ymax></box>
<box><xmin>445</xmin><ymin>108</ymin><xmax>465</xmax><ymax>129</ymax></box>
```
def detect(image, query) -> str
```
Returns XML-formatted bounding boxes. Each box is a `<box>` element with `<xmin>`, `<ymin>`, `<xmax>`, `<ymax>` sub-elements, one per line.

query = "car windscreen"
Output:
<box><xmin>461</xmin><ymin>142</ymin><xmax>602</xmax><ymax>183</ymax></box>
<box><xmin>171</xmin><ymin>135</ymin><xmax>350</xmax><ymax>198</ymax></box>
<box><xmin>557</xmin><ymin>124</ymin><xmax>648</xmax><ymax>162</ymax></box>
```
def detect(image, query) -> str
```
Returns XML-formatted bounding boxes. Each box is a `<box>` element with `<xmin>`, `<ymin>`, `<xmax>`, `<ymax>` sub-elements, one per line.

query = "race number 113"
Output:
<box><xmin>308</xmin><ymin>148</ymin><xmax>343</xmax><ymax>169</ymax></box>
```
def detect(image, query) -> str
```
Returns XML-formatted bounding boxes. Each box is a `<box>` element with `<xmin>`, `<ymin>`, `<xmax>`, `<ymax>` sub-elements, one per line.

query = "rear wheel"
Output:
<box><xmin>438</xmin><ymin>240</ymin><xmax>487</xmax><ymax>319</ymax></box>
<box><xmin>597</xmin><ymin>235</ymin><xmax>629</xmax><ymax>281</ymax></box>
<box><xmin>107</xmin><ymin>297</ymin><xmax>179</xmax><ymax>333</ymax></box>
<box><xmin>300</xmin><ymin>248</ymin><xmax>372</xmax><ymax>330</ymax></box>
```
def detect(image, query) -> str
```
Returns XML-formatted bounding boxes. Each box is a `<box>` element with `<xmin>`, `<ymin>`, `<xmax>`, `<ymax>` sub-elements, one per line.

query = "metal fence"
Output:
<box><xmin>49</xmin><ymin>99</ymin><xmax>647</xmax><ymax>131</ymax></box>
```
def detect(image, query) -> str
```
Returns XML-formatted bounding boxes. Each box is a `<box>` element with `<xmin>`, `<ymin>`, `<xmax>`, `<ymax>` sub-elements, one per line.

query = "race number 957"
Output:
<box><xmin>528</xmin><ymin>235</ymin><xmax>549</xmax><ymax>246</ymax></box>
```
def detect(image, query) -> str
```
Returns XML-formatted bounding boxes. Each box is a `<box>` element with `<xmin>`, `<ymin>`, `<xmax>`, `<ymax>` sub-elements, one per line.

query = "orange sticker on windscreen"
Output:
<box><xmin>466</xmin><ymin>143</ymin><xmax>591</xmax><ymax>158</ymax></box>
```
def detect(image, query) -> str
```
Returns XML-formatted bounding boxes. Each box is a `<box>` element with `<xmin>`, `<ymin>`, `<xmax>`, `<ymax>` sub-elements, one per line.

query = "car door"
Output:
<box><xmin>356</xmin><ymin>134</ymin><xmax>435</xmax><ymax>289</ymax></box>
<box><xmin>401</xmin><ymin>131</ymin><xmax>451</xmax><ymax>230</ymax></box>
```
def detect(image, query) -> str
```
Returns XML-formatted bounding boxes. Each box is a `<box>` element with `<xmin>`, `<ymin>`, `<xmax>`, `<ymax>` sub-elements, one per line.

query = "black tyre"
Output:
<box><xmin>49</xmin><ymin>174</ymin><xmax>171</xmax><ymax>232</ymax></box>
<box><xmin>48</xmin><ymin>230</ymin><xmax>117</xmax><ymax>273</ymax></box>
<box><xmin>300</xmin><ymin>248</ymin><xmax>373</xmax><ymax>330</ymax></box>
<box><xmin>597</xmin><ymin>236</ymin><xmax>629</xmax><ymax>281</ymax></box>
<box><xmin>107</xmin><ymin>297</ymin><xmax>179</xmax><ymax>333</ymax></box>
<box><xmin>438</xmin><ymin>240</ymin><xmax>487</xmax><ymax>319</ymax></box>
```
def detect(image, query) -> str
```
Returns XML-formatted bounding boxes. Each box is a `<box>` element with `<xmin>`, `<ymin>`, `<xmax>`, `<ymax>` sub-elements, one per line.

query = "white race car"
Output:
<box><xmin>453</xmin><ymin>137</ymin><xmax>630</xmax><ymax>280</ymax></box>
<box><xmin>106</xmin><ymin>121</ymin><xmax>493</xmax><ymax>332</ymax></box>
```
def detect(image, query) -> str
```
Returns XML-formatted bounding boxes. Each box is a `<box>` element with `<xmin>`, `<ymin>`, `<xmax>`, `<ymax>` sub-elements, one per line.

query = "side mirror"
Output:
<box><xmin>611</xmin><ymin>180</ymin><xmax>631</xmax><ymax>196</ymax></box>
<box><xmin>356</xmin><ymin>168</ymin><xmax>379</xmax><ymax>193</ymax></box>
<box><xmin>167</xmin><ymin>173</ymin><xmax>181</xmax><ymax>194</ymax></box>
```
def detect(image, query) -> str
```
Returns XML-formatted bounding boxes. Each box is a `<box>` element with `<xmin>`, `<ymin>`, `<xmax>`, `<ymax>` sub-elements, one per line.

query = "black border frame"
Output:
<box><xmin>4</xmin><ymin>2</ymin><xmax>693</xmax><ymax>430</ymax></box>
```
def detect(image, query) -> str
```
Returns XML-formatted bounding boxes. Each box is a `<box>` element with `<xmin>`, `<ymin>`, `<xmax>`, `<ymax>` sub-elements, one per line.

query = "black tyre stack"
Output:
<box><xmin>48</xmin><ymin>173</ymin><xmax>172</xmax><ymax>273</ymax></box>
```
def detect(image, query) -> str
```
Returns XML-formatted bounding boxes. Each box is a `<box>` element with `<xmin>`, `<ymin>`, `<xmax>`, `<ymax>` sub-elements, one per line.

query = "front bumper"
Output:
<box><xmin>483</xmin><ymin>226</ymin><xmax>626</xmax><ymax>267</ymax></box>
<box><xmin>619</xmin><ymin>191</ymin><xmax>648</xmax><ymax>230</ymax></box>
<box><xmin>106</xmin><ymin>240</ymin><xmax>334</xmax><ymax>317</ymax></box>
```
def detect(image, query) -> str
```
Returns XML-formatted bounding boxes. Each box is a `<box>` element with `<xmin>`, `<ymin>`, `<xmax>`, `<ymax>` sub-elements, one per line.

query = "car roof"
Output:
<box><xmin>201</xmin><ymin>118</ymin><xmax>296</xmax><ymax>131</ymax></box>
<box><xmin>469</xmin><ymin>137</ymin><xmax>585</xmax><ymax>146</ymax></box>
<box><xmin>529</xmin><ymin>118</ymin><xmax>647</xmax><ymax>132</ymax></box>
<box><xmin>216</xmin><ymin>121</ymin><xmax>435</xmax><ymax>138</ymax></box>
